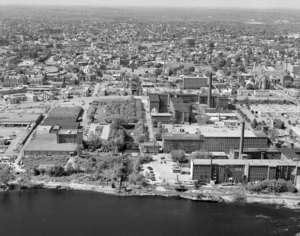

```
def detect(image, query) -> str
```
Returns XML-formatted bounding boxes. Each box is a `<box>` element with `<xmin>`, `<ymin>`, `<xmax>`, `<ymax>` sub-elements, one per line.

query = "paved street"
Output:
<box><xmin>140</xmin><ymin>96</ymin><xmax>155</xmax><ymax>141</ymax></box>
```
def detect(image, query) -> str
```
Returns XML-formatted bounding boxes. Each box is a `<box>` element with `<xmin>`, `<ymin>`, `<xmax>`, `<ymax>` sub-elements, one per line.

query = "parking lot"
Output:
<box><xmin>142</xmin><ymin>154</ymin><xmax>192</xmax><ymax>185</ymax></box>
<box><xmin>0</xmin><ymin>127</ymin><xmax>29</xmax><ymax>157</ymax></box>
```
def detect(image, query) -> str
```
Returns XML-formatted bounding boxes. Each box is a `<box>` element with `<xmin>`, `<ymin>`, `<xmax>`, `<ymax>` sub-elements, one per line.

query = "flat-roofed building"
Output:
<box><xmin>149</xmin><ymin>94</ymin><xmax>160</xmax><ymax>112</ymax></box>
<box><xmin>26</xmin><ymin>93</ymin><xmax>38</xmax><ymax>102</ymax></box>
<box><xmin>42</xmin><ymin>106</ymin><xmax>83</xmax><ymax>130</ymax></box>
<box><xmin>57</xmin><ymin>129</ymin><xmax>83</xmax><ymax>144</ymax></box>
<box><xmin>199</xmin><ymin>94</ymin><xmax>229</xmax><ymax>109</ymax></box>
<box><xmin>27</xmin><ymin>85</ymin><xmax>54</xmax><ymax>92</ymax></box>
<box><xmin>24</xmin><ymin>131</ymin><xmax>81</xmax><ymax>156</ymax></box>
<box><xmin>229</xmin><ymin>148</ymin><xmax>282</xmax><ymax>160</ymax></box>
<box><xmin>148</xmin><ymin>93</ymin><xmax>169</xmax><ymax>113</ymax></box>
<box><xmin>183</xmin><ymin>76</ymin><xmax>208</xmax><ymax>89</ymax></box>
<box><xmin>0</xmin><ymin>87</ymin><xmax>26</xmax><ymax>95</ymax></box>
<box><xmin>170</xmin><ymin>97</ymin><xmax>191</xmax><ymax>123</ymax></box>
<box><xmin>81</xmin><ymin>87</ymin><xmax>90</xmax><ymax>97</ymax></box>
<box><xmin>163</xmin><ymin>129</ymin><xmax>268</xmax><ymax>153</ymax></box>
<box><xmin>24</xmin><ymin>107</ymin><xmax>84</xmax><ymax>156</ymax></box>
<box><xmin>0</xmin><ymin>112</ymin><xmax>43</xmax><ymax>127</ymax></box>
<box><xmin>4</xmin><ymin>75</ymin><xmax>27</xmax><ymax>87</ymax></box>
<box><xmin>251</xmin><ymin>104</ymin><xmax>300</xmax><ymax>117</ymax></box>
<box><xmin>175</xmin><ymin>94</ymin><xmax>199</xmax><ymax>103</ymax></box>
<box><xmin>151</xmin><ymin>113</ymin><xmax>172</xmax><ymax>124</ymax></box>
<box><xmin>148</xmin><ymin>92</ymin><xmax>229</xmax><ymax>112</ymax></box>
<box><xmin>42</xmin><ymin>91</ymin><xmax>55</xmax><ymax>100</ymax></box>
<box><xmin>191</xmin><ymin>159</ymin><xmax>298</xmax><ymax>184</ymax></box>
<box><xmin>4</xmin><ymin>93</ymin><xmax>28</xmax><ymax>104</ymax></box>
<box><xmin>141</xmin><ymin>142</ymin><xmax>160</xmax><ymax>153</ymax></box>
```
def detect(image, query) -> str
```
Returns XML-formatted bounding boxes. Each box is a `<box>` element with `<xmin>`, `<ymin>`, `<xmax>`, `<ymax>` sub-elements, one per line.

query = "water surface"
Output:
<box><xmin>0</xmin><ymin>190</ymin><xmax>299</xmax><ymax>236</ymax></box>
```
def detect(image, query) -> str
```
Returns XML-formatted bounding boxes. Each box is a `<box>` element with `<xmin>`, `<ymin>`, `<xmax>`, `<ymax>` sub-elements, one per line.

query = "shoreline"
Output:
<box><xmin>3</xmin><ymin>180</ymin><xmax>300</xmax><ymax>209</ymax></box>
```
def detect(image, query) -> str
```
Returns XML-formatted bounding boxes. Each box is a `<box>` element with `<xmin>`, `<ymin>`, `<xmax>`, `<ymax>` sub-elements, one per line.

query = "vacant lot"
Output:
<box><xmin>23</xmin><ymin>155</ymin><xmax>69</xmax><ymax>171</ymax></box>
<box><xmin>93</xmin><ymin>98</ymin><xmax>144</xmax><ymax>124</ymax></box>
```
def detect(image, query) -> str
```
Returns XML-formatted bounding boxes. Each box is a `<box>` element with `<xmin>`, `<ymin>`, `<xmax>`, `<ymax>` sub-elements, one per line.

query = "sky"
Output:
<box><xmin>1</xmin><ymin>0</ymin><xmax>300</xmax><ymax>9</ymax></box>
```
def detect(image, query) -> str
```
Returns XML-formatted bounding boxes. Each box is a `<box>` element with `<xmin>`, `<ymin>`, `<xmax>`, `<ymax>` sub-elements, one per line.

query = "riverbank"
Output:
<box><xmin>3</xmin><ymin>180</ymin><xmax>300</xmax><ymax>209</ymax></box>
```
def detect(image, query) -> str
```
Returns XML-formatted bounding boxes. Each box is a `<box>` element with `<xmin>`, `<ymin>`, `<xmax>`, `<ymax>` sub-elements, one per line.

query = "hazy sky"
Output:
<box><xmin>1</xmin><ymin>0</ymin><xmax>300</xmax><ymax>9</ymax></box>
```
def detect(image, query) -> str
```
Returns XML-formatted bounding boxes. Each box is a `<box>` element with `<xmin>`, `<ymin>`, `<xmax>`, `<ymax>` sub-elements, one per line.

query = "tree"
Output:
<box><xmin>86</xmin><ymin>132</ymin><xmax>102</xmax><ymax>150</ymax></box>
<box><xmin>129</xmin><ymin>173</ymin><xmax>148</xmax><ymax>187</ymax></box>
<box><xmin>65</xmin><ymin>162</ymin><xmax>76</xmax><ymax>175</ymax></box>
<box><xmin>268</xmin><ymin>129</ymin><xmax>279</xmax><ymax>142</ymax></box>
<box><xmin>157</xmin><ymin>121</ymin><xmax>162</xmax><ymax>129</ymax></box>
<box><xmin>154</xmin><ymin>63</ymin><xmax>163</xmax><ymax>68</ymax></box>
<box><xmin>139</xmin><ymin>154</ymin><xmax>153</xmax><ymax>164</ymax></box>
<box><xmin>170</xmin><ymin>150</ymin><xmax>187</xmax><ymax>163</ymax></box>
<box><xmin>247</xmin><ymin>179</ymin><xmax>297</xmax><ymax>193</ymax></box>
<box><xmin>155</xmin><ymin>132</ymin><xmax>162</xmax><ymax>141</ymax></box>
<box><xmin>136</xmin><ymin>134</ymin><xmax>146</xmax><ymax>143</ymax></box>
<box><xmin>113</xmin><ymin>157</ymin><xmax>133</xmax><ymax>187</ymax></box>
<box><xmin>49</xmin><ymin>165</ymin><xmax>65</xmax><ymax>177</ymax></box>
<box><xmin>215</xmin><ymin>58</ymin><xmax>226</xmax><ymax>68</ymax></box>
<box><xmin>188</xmin><ymin>66</ymin><xmax>195</xmax><ymax>73</ymax></box>
<box><xmin>154</xmin><ymin>68</ymin><xmax>163</xmax><ymax>76</ymax></box>
<box><xmin>251</xmin><ymin>119</ymin><xmax>258</xmax><ymax>129</ymax></box>
<box><xmin>196</xmin><ymin>106</ymin><xmax>210</xmax><ymax>125</ymax></box>
<box><xmin>32</xmin><ymin>167</ymin><xmax>40</xmax><ymax>176</ymax></box>
<box><xmin>0</xmin><ymin>165</ymin><xmax>14</xmax><ymax>186</ymax></box>
<box><xmin>194</xmin><ymin>180</ymin><xmax>201</xmax><ymax>189</ymax></box>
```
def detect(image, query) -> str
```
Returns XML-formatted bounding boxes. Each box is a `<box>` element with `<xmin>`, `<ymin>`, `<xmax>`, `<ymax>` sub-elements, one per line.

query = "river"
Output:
<box><xmin>0</xmin><ymin>190</ymin><xmax>300</xmax><ymax>236</ymax></box>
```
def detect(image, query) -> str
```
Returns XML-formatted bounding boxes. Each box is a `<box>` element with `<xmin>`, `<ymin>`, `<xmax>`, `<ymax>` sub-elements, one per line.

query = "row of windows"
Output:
<box><xmin>249</xmin><ymin>167</ymin><xmax>268</xmax><ymax>172</ymax></box>
<box><xmin>194</xmin><ymin>167</ymin><xmax>211</xmax><ymax>171</ymax></box>
<box><xmin>194</xmin><ymin>174</ymin><xmax>210</xmax><ymax>179</ymax></box>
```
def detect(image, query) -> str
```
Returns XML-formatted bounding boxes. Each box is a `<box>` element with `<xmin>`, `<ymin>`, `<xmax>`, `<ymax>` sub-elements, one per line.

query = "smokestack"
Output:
<box><xmin>208</xmin><ymin>72</ymin><xmax>212</xmax><ymax>108</ymax></box>
<box><xmin>239</xmin><ymin>121</ymin><xmax>245</xmax><ymax>159</ymax></box>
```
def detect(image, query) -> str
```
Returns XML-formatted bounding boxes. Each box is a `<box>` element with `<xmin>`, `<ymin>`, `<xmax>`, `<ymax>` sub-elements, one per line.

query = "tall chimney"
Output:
<box><xmin>208</xmin><ymin>72</ymin><xmax>212</xmax><ymax>108</ymax></box>
<box><xmin>239</xmin><ymin>121</ymin><xmax>245</xmax><ymax>159</ymax></box>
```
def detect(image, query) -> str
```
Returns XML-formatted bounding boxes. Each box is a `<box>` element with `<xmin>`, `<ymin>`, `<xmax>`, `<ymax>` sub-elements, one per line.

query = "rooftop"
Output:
<box><xmin>42</xmin><ymin>117</ymin><xmax>79</xmax><ymax>130</ymax></box>
<box><xmin>49</xmin><ymin>106</ymin><xmax>83</xmax><ymax>119</ymax></box>
<box><xmin>25</xmin><ymin>133</ymin><xmax>78</xmax><ymax>152</ymax></box>
<box><xmin>172</xmin><ymin>102</ymin><xmax>189</xmax><ymax>112</ymax></box>
<box><xmin>163</xmin><ymin>124</ymin><xmax>267</xmax><ymax>138</ymax></box>
<box><xmin>192</xmin><ymin>158</ymin><xmax>297</xmax><ymax>167</ymax></box>
<box><xmin>58</xmin><ymin>129</ymin><xmax>78</xmax><ymax>135</ymax></box>
<box><xmin>251</xmin><ymin>104</ymin><xmax>300</xmax><ymax>114</ymax></box>
<box><xmin>151</xmin><ymin>113</ymin><xmax>172</xmax><ymax>117</ymax></box>
<box><xmin>0</xmin><ymin>112</ymin><xmax>42</xmax><ymax>125</ymax></box>
<box><xmin>149</xmin><ymin>94</ymin><xmax>159</xmax><ymax>102</ymax></box>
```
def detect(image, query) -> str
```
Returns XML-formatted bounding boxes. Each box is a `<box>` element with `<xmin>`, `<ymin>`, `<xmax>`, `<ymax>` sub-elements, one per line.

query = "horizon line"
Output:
<box><xmin>0</xmin><ymin>3</ymin><xmax>300</xmax><ymax>10</ymax></box>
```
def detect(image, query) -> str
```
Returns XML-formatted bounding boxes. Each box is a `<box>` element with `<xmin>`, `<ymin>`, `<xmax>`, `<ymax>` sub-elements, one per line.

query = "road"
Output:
<box><xmin>279</xmin><ymin>90</ymin><xmax>299</xmax><ymax>105</ymax></box>
<box><xmin>139</xmin><ymin>96</ymin><xmax>155</xmax><ymax>142</ymax></box>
